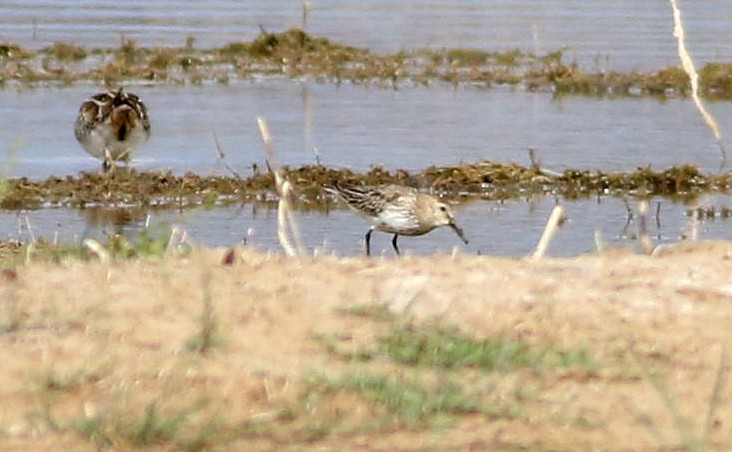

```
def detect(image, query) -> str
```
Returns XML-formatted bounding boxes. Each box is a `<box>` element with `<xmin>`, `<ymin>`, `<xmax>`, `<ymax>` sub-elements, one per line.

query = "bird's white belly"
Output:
<box><xmin>373</xmin><ymin>209</ymin><xmax>420</xmax><ymax>235</ymax></box>
<box><xmin>81</xmin><ymin>126</ymin><xmax>148</xmax><ymax>160</ymax></box>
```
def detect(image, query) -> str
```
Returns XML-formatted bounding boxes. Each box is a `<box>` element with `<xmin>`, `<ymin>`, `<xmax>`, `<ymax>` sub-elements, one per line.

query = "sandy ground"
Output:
<box><xmin>2</xmin><ymin>241</ymin><xmax>732</xmax><ymax>450</ymax></box>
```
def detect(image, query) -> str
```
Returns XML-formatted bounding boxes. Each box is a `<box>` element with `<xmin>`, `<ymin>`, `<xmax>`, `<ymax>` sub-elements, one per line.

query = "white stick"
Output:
<box><xmin>533</xmin><ymin>206</ymin><xmax>564</xmax><ymax>259</ymax></box>
<box><xmin>669</xmin><ymin>0</ymin><xmax>726</xmax><ymax>161</ymax></box>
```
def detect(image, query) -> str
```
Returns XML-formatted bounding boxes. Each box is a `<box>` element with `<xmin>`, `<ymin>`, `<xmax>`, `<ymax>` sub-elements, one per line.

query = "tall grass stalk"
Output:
<box><xmin>186</xmin><ymin>271</ymin><xmax>222</xmax><ymax>354</ymax></box>
<box><xmin>669</xmin><ymin>0</ymin><xmax>726</xmax><ymax>162</ymax></box>
<box><xmin>703</xmin><ymin>347</ymin><xmax>727</xmax><ymax>444</ymax></box>
<box><xmin>632</xmin><ymin>344</ymin><xmax>728</xmax><ymax>451</ymax></box>
<box><xmin>632</xmin><ymin>346</ymin><xmax>698</xmax><ymax>449</ymax></box>
<box><xmin>257</xmin><ymin>116</ymin><xmax>305</xmax><ymax>257</ymax></box>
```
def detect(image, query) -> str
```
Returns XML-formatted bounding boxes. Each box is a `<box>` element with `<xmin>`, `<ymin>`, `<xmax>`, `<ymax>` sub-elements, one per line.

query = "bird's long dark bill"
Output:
<box><xmin>450</xmin><ymin>223</ymin><xmax>469</xmax><ymax>244</ymax></box>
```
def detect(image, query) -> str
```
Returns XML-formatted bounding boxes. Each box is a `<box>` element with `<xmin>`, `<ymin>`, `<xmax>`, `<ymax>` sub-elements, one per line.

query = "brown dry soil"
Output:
<box><xmin>4</xmin><ymin>28</ymin><xmax>732</xmax><ymax>98</ymax></box>
<box><xmin>2</xmin><ymin>240</ymin><xmax>732</xmax><ymax>450</ymax></box>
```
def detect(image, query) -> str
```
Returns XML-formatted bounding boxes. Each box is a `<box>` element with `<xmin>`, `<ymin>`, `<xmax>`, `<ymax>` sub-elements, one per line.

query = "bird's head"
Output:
<box><xmin>431</xmin><ymin>200</ymin><xmax>468</xmax><ymax>245</ymax></box>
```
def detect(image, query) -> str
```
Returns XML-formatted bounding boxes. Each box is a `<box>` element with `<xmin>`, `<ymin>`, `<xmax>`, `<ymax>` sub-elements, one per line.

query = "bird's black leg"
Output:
<box><xmin>365</xmin><ymin>229</ymin><xmax>373</xmax><ymax>256</ymax></box>
<box><xmin>391</xmin><ymin>234</ymin><xmax>401</xmax><ymax>256</ymax></box>
<box><xmin>102</xmin><ymin>148</ymin><xmax>114</xmax><ymax>174</ymax></box>
<box><xmin>101</xmin><ymin>158</ymin><xmax>113</xmax><ymax>174</ymax></box>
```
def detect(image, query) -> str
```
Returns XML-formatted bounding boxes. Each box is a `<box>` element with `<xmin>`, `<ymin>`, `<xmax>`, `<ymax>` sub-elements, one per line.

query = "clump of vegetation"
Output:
<box><xmin>105</xmin><ymin>228</ymin><xmax>176</xmax><ymax>260</ymax></box>
<box><xmin>250</xmin><ymin>28</ymin><xmax>314</xmax><ymax>58</ymax></box>
<box><xmin>149</xmin><ymin>47</ymin><xmax>177</xmax><ymax>70</ymax></box>
<box><xmin>380</xmin><ymin>324</ymin><xmax>597</xmax><ymax>374</ymax></box>
<box><xmin>304</xmin><ymin>372</ymin><xmax>481</xmax><ymax>430</ymax></box>
<box><xmin>45</xmin><ymin>42</ymin><xmax>87</xmax><ymax>61</ymax></box>
<box><xmin>3</xmin><ymin>29</ymin><xmax>732</xmax><ymax>97</ymax></box>
<box><xmin>218</xmin><ymin>41</ymin><xmax>251</xmax><ymax>57</ymax></box>
<box><xmin>186</xmin><ymin>272</ymin><xmax>224</xmax><ymax>354</ymax></box>
<box><xmin>446</xmin><ymin>48</ymin><xmax>490</xmax><ymax>66</ymax></box>
<box><xmin>307</xmin><ymin>319</ymin><xmax>592</xmax><ymax>436</ymax></box>
<box><xmin>74</xmin><ymin>399</ymin><xmax>215</xmax><ymax>449</ymax></box>
<box><xmin>0</xmin><ymin>162</ymin><xmax>729</xmax><ymax>213</ymax></box>
<box><xmin>644</xmin><ymin>66</ymin><xmax>690</xmax><ymax>95</ymax></box>
<box><xmin>115</xmin><ymin>38</ymin><xmax>143</xmax><ymax>66</ymax></box>
<box><xmin>0</xmin><ymin>225</ymin><xmax>184</xmax><ymax>270</ymax></box>
<box><xmin>0</xmin><ymin>42</ymin><xmax>34</xmax><ymax>59</ymax></box>
<box><xmin>699</xmin><ymin>62</ymin><xmax>732</xmax><ymax>98</ymax></box>
<box><xmin>321</xmin><ymin>318</ymin><xmax>598</xmax><ymax>376</ymax></box>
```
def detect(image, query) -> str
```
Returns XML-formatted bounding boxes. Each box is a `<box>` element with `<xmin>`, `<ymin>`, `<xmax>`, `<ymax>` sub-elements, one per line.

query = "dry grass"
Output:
<box><xmin>1</xmin><ymin>241</ymin><xmax>732</xmax><ymax>449</ymax></box>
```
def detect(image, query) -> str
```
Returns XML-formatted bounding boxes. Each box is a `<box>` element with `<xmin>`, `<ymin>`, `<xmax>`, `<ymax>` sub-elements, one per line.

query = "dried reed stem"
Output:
<box><xmin>655</xmin><ymin>202</ymin><xmax>662</xmax><ymax>229</ymax></box>
<box><xmin>302</xmin><ymin>85</ymin><xmax>321</xmax><ymax>165</ymax></box>
<box><xmin>686</xmin><ymin>203</ymin><xmax>699</xmax><ymax>242</ymax></box>
<box><xmin>703</xmin><ymin>345</ymin><xmax>727</xmax><ymax>443</ymax></box>
<box><xmin>527</xmin><ymin>147</ymin><xmax>562</xmax><ymax>177</ymax></box>
<box><xmin>638</xmin><ymin>200</ymin><xmax>654</xmax><ymax>255</ymax></box>
<box><xmin>83</xmin><ymin>238</ymin><xmax>110</xmax><ymax>263</ymax></box>
<box><xmin>670</xmin><ymin>0</ymin><xmax>726</xmax><ymax>162</ymax></box>
<box><xmin>302</xmin><ymin>0</ymin><xmax>311</xmax><ymax>28</ymax></box>
<box><xmin>212</xmin><ymin>130</ymin><xmax>243</xmax><ymax>180</ymax></box>
<box><xmin>257</xmin><ymin>117</ymin><xmax>305</xmax><ymax>257</ymax></box>
<box><xmin>19</xmin><ymin>214</ymin><xmax>36</xmax><ymax>244</ymax></box>
<box><xmin>165</xmin><ymin>226</ymin><xmax>190</xmax><ymax>256</ymax></box>
<box><xmin>532</xmin><ymin>205</ymin><xmax>564</xmax><ymax>258</ymax></box>
<box><xmin>594</xmin><ymin>230</ymin><xmax>605</xmax><ymax>254</ymax></box>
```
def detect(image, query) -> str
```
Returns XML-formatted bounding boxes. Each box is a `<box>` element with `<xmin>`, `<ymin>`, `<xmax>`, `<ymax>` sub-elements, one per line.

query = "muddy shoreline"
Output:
<box><xmin>0</xmin><ymin>162</ymin><xmax>728</xmax><ymax>211</ymax></box>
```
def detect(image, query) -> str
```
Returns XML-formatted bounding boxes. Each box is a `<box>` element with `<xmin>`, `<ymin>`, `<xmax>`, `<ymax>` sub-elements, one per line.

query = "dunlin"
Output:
<box><xmin>326</xmin><ymin>181</ymin><xmax>468</xmax><ymax>256</ymax></box>
<box><xmin>74</xmin><ymin>87</ymin><xmax>151</xmax><ymax>172</ymax></box>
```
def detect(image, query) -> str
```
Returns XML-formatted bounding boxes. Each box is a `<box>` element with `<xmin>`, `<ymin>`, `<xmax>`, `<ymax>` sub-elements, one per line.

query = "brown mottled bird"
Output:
<box><xmin>74</xmin><ymin>87</ymin><xmax>151</xmax><ymax>172</ymax></box>
<box><xmin>326</xmin><ymin>181</ymin><xmax>468</xmax><ymax>256</ymax></box>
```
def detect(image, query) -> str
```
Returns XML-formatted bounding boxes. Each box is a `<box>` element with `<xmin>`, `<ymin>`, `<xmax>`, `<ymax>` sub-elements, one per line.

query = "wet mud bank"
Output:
<box><xmin>4</xmin><ymin>28</ymin><xmax>732</xmax><ymax>98</ymax></box>
<box><xmin>0</xmin><ymin>162</ymin><xmax>728</xmax><ymax>211</ymax></box>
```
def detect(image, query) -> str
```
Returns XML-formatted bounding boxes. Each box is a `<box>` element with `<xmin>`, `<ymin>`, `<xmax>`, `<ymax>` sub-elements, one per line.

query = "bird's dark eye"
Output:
<box><xmin>439</xmin><ymin>205</ymin><xmax>448</xmax><ymax>212</ymax></box>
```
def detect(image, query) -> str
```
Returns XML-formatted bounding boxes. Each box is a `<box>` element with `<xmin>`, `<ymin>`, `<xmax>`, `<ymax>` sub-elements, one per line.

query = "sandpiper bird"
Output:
<box><xmin>326</xmin><ymin>181</ymin><xmax>468</xmax><ymax>256</ymax></box>
<box><xmin>74</xmin><ymin>87</ymin><xmax>151</xmax><ymax>172</ymax></box>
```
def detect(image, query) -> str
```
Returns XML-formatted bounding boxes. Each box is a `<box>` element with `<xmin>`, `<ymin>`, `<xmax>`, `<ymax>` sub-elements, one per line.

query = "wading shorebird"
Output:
<box><xmin>74</xmin><ymin>87</ymin><xmax>151</xmax><ymax>172</ymax></box>
<box><xmin>326</xmin><ymin>181</ymin><xmax>469</xmax><ymax>256</ymax></box>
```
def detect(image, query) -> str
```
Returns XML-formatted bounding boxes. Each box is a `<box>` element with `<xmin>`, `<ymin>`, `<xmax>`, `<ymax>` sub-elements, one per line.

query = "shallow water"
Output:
<box><xmin>2</xmin><ymin>1</ymin><xmax>732</xmax><ymax>71</ymax></box>
<box><xmin>1</xmin><ymin>81</ymin><xmax>730</xmax><ymax>179</ymax></box>
<box><xmin>4</xmin><ymin>194</ymin><xmax>732</xmax><ymax>258</ymax></box>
